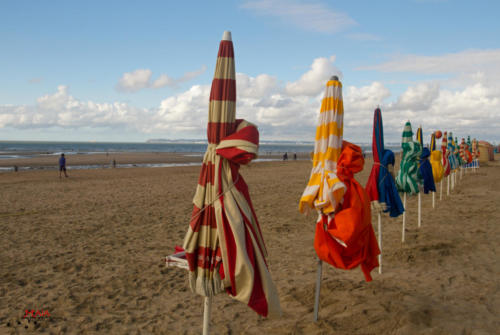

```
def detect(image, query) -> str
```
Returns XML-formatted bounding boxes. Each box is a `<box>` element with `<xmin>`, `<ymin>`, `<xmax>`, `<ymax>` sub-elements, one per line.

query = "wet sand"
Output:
<box><xmin>0</xmin><ymin>154</ymin><xmax>498</xmax><ymax>334</ymax></box>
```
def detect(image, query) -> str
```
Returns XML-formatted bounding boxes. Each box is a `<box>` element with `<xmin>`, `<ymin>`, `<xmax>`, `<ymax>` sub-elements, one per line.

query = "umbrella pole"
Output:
<box><xmin>432</xmin><ymin>191</ymin><xmax>435</xmax><ymax>209</ymax></box>
<box><xmin>440</xmin><ymin>180</ymin><xmax>443</xmax><ymax>201</ymax></box>
<box><xmin>203</xmin><ymin>296</ymin><xmax>212</xmax><ymax>335</ymax></box>
<box><xmin>313</xmin><ymin>258</ymin><xmax>323</xmax><ymax>322</ymax></box>
<box><xmin>460</xmin><ymin>167</ymin><xmax>463</xmax><ymax>179</ymax></box>
<box><xmin>418</xmin><ymin>192</ymin><xmax>421</xmax><ymax>228</ymax></box>
<box><xmin>451</xmin><ymin>172</ymin><xmax>455</xmax><ymax>190</ymax></box>
<box><xmin>447</xmin><ymin>175</ymin><xmax>450</xmax><ymax>196</ymax></box>
<box><xmin>402</xmin><ymin>193</ymin><xmax>406</xmax><ymax>243</ymax></box>
<box><xmin>378</xmin><ymin>213</ymin><xmax>382</xmax><ymax>274</ymax></box>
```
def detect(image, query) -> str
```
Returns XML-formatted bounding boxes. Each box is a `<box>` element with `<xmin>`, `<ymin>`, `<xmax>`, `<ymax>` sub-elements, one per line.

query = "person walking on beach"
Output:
<box><xmin>59</xmin><ymin>153</ymin><xmax>68</xmax><ymax>178</ymax></box>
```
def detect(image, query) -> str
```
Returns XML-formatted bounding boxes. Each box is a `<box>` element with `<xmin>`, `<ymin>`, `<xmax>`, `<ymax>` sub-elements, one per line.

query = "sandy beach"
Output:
<box><xmin>0</xmin><ymin>153</ymin><xmax>498</xmax><ymax>334</ymax></box>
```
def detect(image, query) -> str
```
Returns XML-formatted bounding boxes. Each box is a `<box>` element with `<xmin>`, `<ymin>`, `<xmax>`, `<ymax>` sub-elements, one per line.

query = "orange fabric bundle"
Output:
<box><xmin>314</xmin><ymin>141</ymin><xmax>380</xmax><ymax>282</ymax></box>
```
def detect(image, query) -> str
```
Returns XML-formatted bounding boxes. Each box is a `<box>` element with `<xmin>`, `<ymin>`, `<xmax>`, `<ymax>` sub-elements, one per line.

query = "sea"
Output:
<box><xmin>0</xmin><ymin>140</ymin><xmax>315</xmax><ymax>158</ymax></box>
<box><xmin>0</xmin><ymin>140</ymin><xmax>400</xmax><ymax>171</ymax></box>
<box><xmin>0</xmin><ymin>140</ymin><xmax>402</xmax><ymax>156</ymax></box>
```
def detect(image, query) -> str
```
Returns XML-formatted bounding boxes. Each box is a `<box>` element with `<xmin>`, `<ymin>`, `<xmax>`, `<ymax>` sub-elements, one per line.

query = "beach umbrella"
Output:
<box><xmin>365</xmin><ymin>108</ymin><xmax>404</xmax><ymax>218</ymax></box>
<box><xmin>430</xmin><ymin>132</ymin><xmax>436</xmax><ymax>152</ymax></box>
<box><xmin>442</xmin><ymin>132</ymin><xmax>451</xmax><ymax>197</ymax></box>
<box><xmin>299</xmin><ymin>76</ymin><xmax>379</xmax><ymax>321</ymax></box>
<box><xmin>472</xmin><ymin>138</ymin><xmax>479</xmax><ymax>169</ymax></box>
<box><xmin>447</xmin><ymin>132</ymin><xmax>458</xmax><ymax>170</ymax></box>
<box><xmin>459</xmin><ymin>138</ymin><xmax>467</xmax><ymax>166</ymax></box>
<box><xmin>416</xmin><ymin>126</ymin><xmax>423</xmax><ymax>148</ymax></box>
<box><xmin>365</xmin><ymin>108</ymin><xmax>404</xmax><ymax>273</ymax></box>
<box><xmin>396</xmin><ymin>121</ymin><xmax>422</xmax><ymax>237</ymax></box>
<box><xmin>466</xmin><ymin>137</ymin><xmax>472</xmax><ymax>163</ymax></box>
<box><xmin>453</xmin><ymin>134</ymin><xmax>461</xmax><ymax>187</ymax></box>
<box><xmin>396</xmin><ymin>122</ymin><xmax>421</xmax><ymax>195</ymax></box>
<box><xmin>181</xmin><ymin>31</ymin><xmax>281</xmax><ymax>332</ymax></box>
<box><xmin>454</xmin><ymin>136</ymin><xmax>462</xmax><ymax>165</ymax></box>
<box><xmin>441</xmin><ymin>132</ymin><xmax>451</xmax><ymax>177</ymax></box>
<box><xmin>419</xmin><ymin>148</ymin><xmax>436</xmax><ymax>194</ymax></box>
<box><xmin>429</xmin><ymin>132</ymin><xmax>443</xmax><ymax>207</ymax></box>
<box><xmin>467</xmin><ymin>136</ymin><xmax>472</xmax><ymax>155</ymax></box>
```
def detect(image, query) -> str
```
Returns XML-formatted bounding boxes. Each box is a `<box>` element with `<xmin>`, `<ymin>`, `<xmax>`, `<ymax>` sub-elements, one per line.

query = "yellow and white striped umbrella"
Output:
<box><xmin>299</xmin><ymin>77</ymin><xmax>345</xmax><ymax>214</ymax></box>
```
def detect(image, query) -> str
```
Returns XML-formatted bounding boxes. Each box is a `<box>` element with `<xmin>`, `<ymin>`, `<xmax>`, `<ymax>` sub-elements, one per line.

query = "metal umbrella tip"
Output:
<box><xmin>222</xmin><ymin>31</ymin><xmax>232</xmax><ymax>41</ymax></box>
<box><xmin>330</xmin><ymin>75</ymin><xmax>339</xmax><ymax>81</ymax></box>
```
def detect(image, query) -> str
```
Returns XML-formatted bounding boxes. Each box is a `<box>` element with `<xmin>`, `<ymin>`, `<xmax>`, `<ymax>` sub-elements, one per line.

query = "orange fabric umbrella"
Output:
<box><xmin>313</xmin><ymin>141</ymin><xmax>380</xmax><ymax>281</ymax></box>
<box><xmin>299</xmin><ymin>78</ymin><xmax>379</xmax><ymax>281</ymax></box>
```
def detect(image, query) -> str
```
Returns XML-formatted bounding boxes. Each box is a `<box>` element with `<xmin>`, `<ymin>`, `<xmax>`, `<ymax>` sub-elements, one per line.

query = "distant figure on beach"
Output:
<box><xmin>112</xmin><ymin>159</ymin><xmax>116</xmax><ymax>168</ymax></box>
<box><xmin>293</xmin><ymin>153</ymin><xmax>297</xmax><ymax>160</ymax></box>
<box><xmin>283</xmin><ymin>152</ymin><xmax>288</xmax><ymax>161</ymax></box>
<box><xmin>59</xmin><ymin>153</ymin><xmax>68</xmax><ymax>178</ymax></box>
<box><xmin>13</xmin><ymin>165</ymin><xmax>18</xmax><ymax>172</ymax></box>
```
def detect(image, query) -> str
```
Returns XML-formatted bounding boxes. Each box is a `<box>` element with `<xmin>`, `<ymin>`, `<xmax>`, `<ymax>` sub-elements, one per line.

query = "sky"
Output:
<box><xmin>1</xmin><ymin>0</ymin><xmax>499</xmax><ymax>144</ymax></box>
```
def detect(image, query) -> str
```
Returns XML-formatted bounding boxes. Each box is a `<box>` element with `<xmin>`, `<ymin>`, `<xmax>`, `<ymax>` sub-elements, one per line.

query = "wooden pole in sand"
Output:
<box><xmin>203</xmin><ymin>297</ymin><xmax>212</xmax><ymax>335</ymax></box>
<box><xmin>313</xmin><ymin>257</ymin><xmax>323</xmax><ymax>322</ymax></box>
<box><xmin>378</xmin><ymin>213</ymin><xmax>382</xmax><ymax>274</ymax></box>
<box><xmin>432</xmin><ymin>191</ymin><xmax>435</xmax><ymax>209</ymax></box>
<box><xmin>447</xmin><ymin>175</ymin><xmax>450</xmax><ymax>196</ymax></box>
<box><xmin>440</xmin><ymin>180</ymin><xmax>443</xmax><ymax>200</ymax></box>
<box><xmin>402</xmin><ymin>193</ymin><xmax>406</xmax><ymax>242</ymax></box>
<box><xmin>451</xmin><ymin>172</ymin><xmax>455</xmax><ymax>190</ymax></box>
<box><xmin>418</xmin><ymin>192</ymin><xmax>422</xmax><ymax>228</ymax></box>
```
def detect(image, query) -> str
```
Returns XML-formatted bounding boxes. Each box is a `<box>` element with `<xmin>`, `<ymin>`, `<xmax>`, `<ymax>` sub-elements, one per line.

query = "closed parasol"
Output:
<box><xmin>299</xmin><ymin>77</ymin><xmax>379</xmax><ymax>279</ymax></box>
<box><xmin>181</xmin><ymin>31</ymin><xmax>281</xmax><ymax>321</ymax></box>
<box><xmin>365</xmin><ymin>107</ymin><xmax>403</xmax><ymax>273</ymax></box>
<box><xmin>441</xmin><ymin>132</ymin><xmax>451</xmax><ymax>177</ymax></box>
<box><xmin>365</xmin><ymin>108</ymin><xmax>404</xmax><ymax>218</ymax></box>
<box><xmin>430</xmin><ymin>132</ymin><xmax>436</xmax><ymax>152</ymax></box>
<box><xmin>429</xmin><ymin>131</ymin><xmax>443</xmax><ymax>207</ymax></box>
<box><xmin>416</xmin><ymin>126</ymin><xmax>423</xmax><ymax>148</ymax></box>
<box><xmin>467</xmin><ymin>136</ymin><xmax>472</xmax><ymax>155</ymax></box>
<box><xmin>419</xmin><ymin>148</ymin><xmax>436</xmax><ymax>194</ymax></box>
<box><xmin>472</xmin><ymin>138</ymin><xmax>479</xmax><ymax>169</ymax></box>
<box><xmin>396</xmin><ymin>121</ymin><xmax>421</xmax><ymax>195</ymax></box>
<box><xmin>299</xmin><ymin>77</ymin><xmax>379</xmax><ymax>321</ymax></box>
<box><xmin>396</xmin><ymin>121</ymin><xmax>422</xmax><ymax>232</ymax></box>
<box><xmin>454</xmin><ymin>136</ymin><xmax>462</xmax><ymax>167</ymax></box>
<box><xmin>447</xmin><ymin>132</ymin><xmax>458</xmax><ymax>171</ymax></box>
<box><xmin>429</xmin><ymin>132</ymin><xmax>444</xmax><ymax>183</ymax></box>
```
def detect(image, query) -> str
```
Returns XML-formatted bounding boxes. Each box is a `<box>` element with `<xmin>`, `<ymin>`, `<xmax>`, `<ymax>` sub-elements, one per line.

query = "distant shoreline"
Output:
<box><xmin>0</xmin><ymin>151</ymin><xmax>311</xmax><ymax>172</ymax></box>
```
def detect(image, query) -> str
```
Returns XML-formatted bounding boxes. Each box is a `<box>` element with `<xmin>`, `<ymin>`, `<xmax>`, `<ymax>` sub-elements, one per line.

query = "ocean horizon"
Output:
<box><xmin>0</xmin><ymin>140</ymin><xmax>400</xmax><ymax>159</ymax></box>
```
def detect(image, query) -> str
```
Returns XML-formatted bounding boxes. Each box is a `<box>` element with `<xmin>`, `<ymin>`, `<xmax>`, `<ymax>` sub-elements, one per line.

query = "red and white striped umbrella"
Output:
<box><xmin>182</xmin><ymin>31</ymin><xmax>281</xmax><ymax>317</ymax></box>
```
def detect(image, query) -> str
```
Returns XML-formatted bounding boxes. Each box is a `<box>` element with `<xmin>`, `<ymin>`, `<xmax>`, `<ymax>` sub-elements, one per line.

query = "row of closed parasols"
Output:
<box><xmin>164</xmin><ymin>31</ymin><xmax>481</xmax><ymax>334</ymax></box>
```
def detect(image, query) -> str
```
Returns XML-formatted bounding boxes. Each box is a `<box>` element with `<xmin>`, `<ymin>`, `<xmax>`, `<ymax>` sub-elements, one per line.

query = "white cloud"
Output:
<box><xmin>0</xmin><ymin>85</ymin><xmax>147</xmax><ymax>130</ymax></box>
<box><xmin>116</xmin><ymin>69</ymin><xmax>152</xmax><ymax>92</ymax></box>
<box><xmin>237</xmin><ymin>73</ymin><xmax>280</xmax><ymax>98</ymax></box>
<box><xmin>151</xmin><ymin>74</ymin><xmax>174</xmax><ymax>88</ymax></box>
<box><xmin>285</xmin><ymin>56</ymin><xmax>342</xmax><ymax>96</ymax></box>
<box><xmin>242</xmin><ymin>0</ymin><xmax>356</xmax><ymax>33</ymax></box>
<box><xmin>116</xmin><ymin>66</ymin><xmax>207</xmax><ymax>92</ymax></box>
<box><xmin>2</xmin><ymin>52</ymin><xmax>500</xmax><ymax>143</ymax></box>
<box><xmin>359</xmin><ymin>49</ymin><xmax>500</xmax><ymax>75</ymax></box>
<box><xmin>392</xmin><ymin>82</ymin><xmax>440</xmax><ymax>111</ymax></box>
